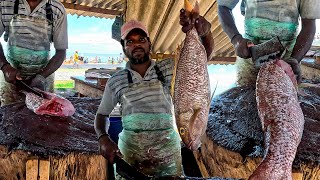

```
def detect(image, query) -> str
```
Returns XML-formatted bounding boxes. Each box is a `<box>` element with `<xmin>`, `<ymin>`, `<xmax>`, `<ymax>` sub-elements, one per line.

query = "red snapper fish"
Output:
<box><xmin>250</xmin><ymin>60</ymin><xmax>304</xmax><ymax>179</ymax></box>
<box><xmin>24</xmin><ymin>89</ymin><xmax>75</xmax><ymax>117</ymax></box>
<box><xmin>173</xmin><ymin>0</ymin><xmax>211</xmax><ymax>150</ymax></box>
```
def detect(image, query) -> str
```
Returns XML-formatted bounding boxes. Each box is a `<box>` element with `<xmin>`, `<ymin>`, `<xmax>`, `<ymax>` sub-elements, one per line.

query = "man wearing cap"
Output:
<box><xmin>94</xmin><ymin>10</ymin><xmax>214</xmax><ymax>177</ymax></box>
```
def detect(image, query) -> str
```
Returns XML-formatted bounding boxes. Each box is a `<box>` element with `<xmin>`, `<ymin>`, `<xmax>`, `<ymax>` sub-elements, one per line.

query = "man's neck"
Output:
<box><xmin>130</xmin><ymin>60</ymin><xmax>152</xmax><ymax>78</ymax></box>
<box><xmin>26</xmin><ymin>0</ymin><xmax>42</xmax><ymax>11</ymax></box>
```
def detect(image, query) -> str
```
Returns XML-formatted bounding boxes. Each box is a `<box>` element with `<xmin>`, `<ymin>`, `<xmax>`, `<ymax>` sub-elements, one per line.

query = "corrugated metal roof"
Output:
<box><xmin>60</xmin><ymin>0</ymin><xmax>124</xmax><ymax>18</ymax></box>
<box><xmin>60</xmin><ymin>0</ymin><xmax>236</xmax><ymax>59</ymax></box>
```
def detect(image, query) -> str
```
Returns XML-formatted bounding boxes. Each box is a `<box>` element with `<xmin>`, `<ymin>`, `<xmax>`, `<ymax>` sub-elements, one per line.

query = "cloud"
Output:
<box><xmin>68</xmin><ymin>32</ymin><xmax>114</xmax><ymax>44</ymax></box>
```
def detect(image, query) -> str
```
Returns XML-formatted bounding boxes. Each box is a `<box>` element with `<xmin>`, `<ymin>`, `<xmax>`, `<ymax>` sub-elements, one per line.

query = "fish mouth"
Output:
<box><xmin>187</xmin><ymin>140</ymin><xmax>200</xmax><ymax>151</ymax></box>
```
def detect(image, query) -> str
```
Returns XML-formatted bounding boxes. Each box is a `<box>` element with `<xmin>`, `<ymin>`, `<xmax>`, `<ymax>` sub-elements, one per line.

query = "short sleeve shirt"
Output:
<box><xmin>218</xmin><ymin>0</ymin><xmax>320</xmax><ymax>23</ymax></box>
<box><xmin>0</xmin><ymin>0</ymin><xmax>68</xmax><ymax>49</ymax></box>
<box><xmin>97</xmin><ymin>59</ymin><xmax>174</xmax><ymax>116</ymax></box>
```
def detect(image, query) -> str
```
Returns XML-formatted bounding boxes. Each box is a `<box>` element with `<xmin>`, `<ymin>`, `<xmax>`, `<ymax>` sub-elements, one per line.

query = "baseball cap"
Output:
<box><xmin>121</xmin><ymin>20</ymin><xmax>149</xmax><ymax>40</ymax></box>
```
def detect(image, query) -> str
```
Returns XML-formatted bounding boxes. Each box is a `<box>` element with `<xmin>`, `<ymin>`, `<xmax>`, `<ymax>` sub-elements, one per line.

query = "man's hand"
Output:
<box><xmin>29</xmin><ymin>74</ymin><xmax>46</xmax><ymax>90</ymax></box>
<box><xmin>179</xmin><ymin>9</ymin><xmax>211</xmax><ymax>37</ymax></box>
<box><xmin>284</xmin><ymin>57</ymin><xmax>302</xmax><ymax>83</ymax></box>
<box><xmin>232</xmin><ymin>34</ymin><xmax>252</xmax><ymax>59</ymax></box>
<box><xmin>98</xmin><ymin>134</ymin><xmax>122</xmax><ymax>164</ymax></box>
<box><xmin>2</xmin><ymin>64</ymin><xmax>20</xmax><ymax>84</ymax></box>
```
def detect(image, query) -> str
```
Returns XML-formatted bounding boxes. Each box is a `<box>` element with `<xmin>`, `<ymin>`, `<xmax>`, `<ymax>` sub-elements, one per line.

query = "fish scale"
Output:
<box><xmin>250</xmin><ymin>60</ymin><xmax>304</xmax><ymax>179</ymax></box>
<box><xmin>174</xmin><ymin>26</ymin><xmax>210</xmax><ymax>151</ymax></box>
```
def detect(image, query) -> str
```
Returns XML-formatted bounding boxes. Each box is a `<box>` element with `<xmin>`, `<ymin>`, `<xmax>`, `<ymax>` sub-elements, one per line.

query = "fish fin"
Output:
<box><xmin>171</xmin><ymin>45</ymin><xmax>181</xmax><ymax>97</ymax></box>
<box><xmin>208</xmin><ymin>80</ymin><xmax>218</xmax><ymax>109</ymax></box>
<box><xmin>192</xmin><ymin>1</ymin><xmax>200</xmax><ymax>15</ymax></box>
<box><xmin>189</xmin><ymin>109</ymin><xmax>201</xmax><ymax>130</ymax></box>
<box><xmin>184</xmin><ymin>0</ymin><xmax>193</xmax><ymax>12</ymax></box>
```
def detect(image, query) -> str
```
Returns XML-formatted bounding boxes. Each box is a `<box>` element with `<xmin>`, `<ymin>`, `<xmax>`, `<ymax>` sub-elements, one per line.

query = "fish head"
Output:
<box><xmin>177</xmin><ymin>108</ymin><xmax>203</xmax><ymax>150</ymax></box>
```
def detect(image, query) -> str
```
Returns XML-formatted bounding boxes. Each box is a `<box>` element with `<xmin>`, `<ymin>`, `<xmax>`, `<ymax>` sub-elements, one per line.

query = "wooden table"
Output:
<box><xmin>301</xmin><ymin>58</ymin><xmax>320</xmax><ymax>82</ymax></box>
<box><xmin>71</xmin><ymin>76</ymin><xmax>105</xmax><ymax>97</ymax></box>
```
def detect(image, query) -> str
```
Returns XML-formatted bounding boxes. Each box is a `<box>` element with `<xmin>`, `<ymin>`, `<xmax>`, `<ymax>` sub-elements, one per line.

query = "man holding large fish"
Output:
<box><xmin>94</xmin><ymin>2</ymin><xmax>214</xmax><ymax>177</ymax></box>
<box><xmin>218</xmin><ymin>0</ymin><xmax>319</xmax><ymax>179</ymax></box>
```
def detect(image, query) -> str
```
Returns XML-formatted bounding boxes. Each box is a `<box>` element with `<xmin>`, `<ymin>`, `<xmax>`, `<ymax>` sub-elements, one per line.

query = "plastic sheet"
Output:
<box><xmin>7</xmin><ymin>46</ymin><xmax>49</xmax><ymax>79</ymax></box>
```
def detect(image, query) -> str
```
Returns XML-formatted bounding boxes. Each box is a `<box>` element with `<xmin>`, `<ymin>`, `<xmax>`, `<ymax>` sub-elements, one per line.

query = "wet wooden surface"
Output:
<box><xmin>0</xmin><ymin>97</ymin><xmax>108</xmax><ymax>180</ymax></box>
<box><xmin>71</xmin><ymin>76</ymin><xmax>104</xmax><ymax>97</ymax></box>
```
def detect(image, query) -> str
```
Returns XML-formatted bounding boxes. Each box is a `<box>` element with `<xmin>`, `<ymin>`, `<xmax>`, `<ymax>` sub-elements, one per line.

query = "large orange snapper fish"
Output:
<box><xmin>173</xmin><ymin>0</ymin><xmax>211</xmax><ymax>150</ymax></box>
<box><xmin>250</xmin><ymin>60</ymin><xmax>304</xmax><ymax>179</ymax></box>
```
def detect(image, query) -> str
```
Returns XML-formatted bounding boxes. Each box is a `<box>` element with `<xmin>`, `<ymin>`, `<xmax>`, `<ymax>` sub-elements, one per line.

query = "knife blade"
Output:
<box><xmin>17</xmin><ymin>81</ymin><xmax>44</xmax><ymax>98</ymax></box>
<box><xmin>114</xmin><ymin>155</ymin><xmax>151</xmax><ymax>180</ymax></box>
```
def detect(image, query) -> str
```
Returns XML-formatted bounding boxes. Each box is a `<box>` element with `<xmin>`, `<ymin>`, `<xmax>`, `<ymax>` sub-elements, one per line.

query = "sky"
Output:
<box><xmin>66</xmin><ymin>15</ymin><xmax>122</xmax><ymax>56</ymax></box>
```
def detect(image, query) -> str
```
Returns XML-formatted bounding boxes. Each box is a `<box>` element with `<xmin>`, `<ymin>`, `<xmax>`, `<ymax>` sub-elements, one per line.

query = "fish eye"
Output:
<box><xmin>179</xmin><ymin>128</ymin><xmax>185</xmax><ymax>135</ymax></box>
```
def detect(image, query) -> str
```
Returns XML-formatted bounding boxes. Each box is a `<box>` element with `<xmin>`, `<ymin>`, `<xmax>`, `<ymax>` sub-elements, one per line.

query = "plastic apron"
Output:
<box><xmin>0</xmin><ymin>0</ymin><xmax>54</xmax><ymax>106</ymax></box>
<box><xmin>118</xmin><ymin>66</ymin><xmax>183</xmax><ymax>177</ymax></box>
<box><xmin>236</xmin><ymin>16</ymin><xmax>298</xmax><ymax>87</ymax></box>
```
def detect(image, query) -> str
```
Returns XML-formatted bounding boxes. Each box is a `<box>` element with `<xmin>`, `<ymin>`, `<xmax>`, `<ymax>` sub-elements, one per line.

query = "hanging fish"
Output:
<box><xmin>24</xmin><ymin>89</ymin><xmax>75</xmax><ymax>117</ymax></box>
<box><xmin>173</xmin><ymin>0</ymin><xmax>211</xmax><ymax>150</ymax></box>
<box><xmin>250</xmin><ymin>60</ymin><xmax>304</xmax><ymax>179</ymax></box>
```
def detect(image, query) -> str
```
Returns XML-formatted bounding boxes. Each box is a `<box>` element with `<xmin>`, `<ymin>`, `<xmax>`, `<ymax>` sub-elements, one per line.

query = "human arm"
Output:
<box><xmin>0</xmin><ymin>9</ymin><xmax>20</xmax><ymax>84</ymax></box>
<box><xmin>285</xmin><ymin>19</ymin><xmax>316</xmax><ymax>83</ymax></box>
<box><xmin>0</xmin><ymin>43</ymin><xmax>21</xmax><ymax>84</ymax></box>
<box><xmin>218</xmin><ymin>4</ymin><xmax>251</xmax><ymax>59</ymax></box>
<box><xmin>179</xmin><ymin>9</ymin><xmax>214</xmax><ymax>60</ymax></box>
<box><xmin>94</xmin><ymin>85</ymin><xmax>122</xmax><ymax>163</ymax></box>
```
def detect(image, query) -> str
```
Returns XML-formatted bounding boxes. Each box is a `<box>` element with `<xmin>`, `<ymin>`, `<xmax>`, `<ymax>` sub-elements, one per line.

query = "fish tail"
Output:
<box><xmin>184</xmin><ymin>0</ymin><xmax>193</xmax><ymax>12</ymax></box>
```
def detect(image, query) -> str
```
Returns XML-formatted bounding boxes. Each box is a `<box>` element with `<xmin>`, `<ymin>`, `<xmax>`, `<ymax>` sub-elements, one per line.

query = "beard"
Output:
<box><xmin>127</xmin><ymin>48</ymin><xmax>150</xmax><ymax>65</ymax></box>
<box><xmin>129</xmin><ymin>54</ymin><xmax>149</xmax><ymax>64</ymax></box>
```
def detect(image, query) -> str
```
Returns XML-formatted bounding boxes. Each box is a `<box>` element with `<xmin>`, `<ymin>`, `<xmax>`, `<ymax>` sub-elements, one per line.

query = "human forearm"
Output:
<box><xmin>201</xmin><ymin>31</ymin><xmax>214</xmax><ymax>60</ymax></box>
<box><xmin>0</xmin><ymin>43</ymin><xmax>9</xmax><ymax>70</ymax></box>
<box><xmin>94</xmin><ymin>113</ymin><xmax>110</xmax><ymax>139</ymax></box>
<box><xmin>40</xmin><ymin>49</ymin><xmax>66</xmax><ymax>78</ymax></box>
<box><xmin>218</xmin><ymin>5</ymin><xmax>241</xmax><ymax>43</ymax></box>
<box><xmin>290</xmin><ymin>19</ymin><xmax>316</xmax><ymax>62</ymax></box>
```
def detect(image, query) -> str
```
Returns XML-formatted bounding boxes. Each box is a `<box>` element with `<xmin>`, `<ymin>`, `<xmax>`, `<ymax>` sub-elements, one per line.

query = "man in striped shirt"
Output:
<box><xmin>0</xmin><ymin>0</ymin><xmax>68</xmax><ymax>106</ymax></box>
<box><xmin>218</xmin><ymin>0</ymin><xmax>320</xmax><ymax>85</ymax></box>
<box><xmin>94</xmin><ymin>10</ymin><xmax>214</xmax><ymax>177</ymax></box>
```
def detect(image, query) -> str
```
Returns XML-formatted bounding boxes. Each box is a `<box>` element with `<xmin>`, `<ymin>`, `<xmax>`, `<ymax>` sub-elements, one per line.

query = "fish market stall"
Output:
<box><xmin>71</xmin><ymin>68</ymin><xmax>121</xmax><ymax>98</ymax></box>
<box><xmin>71</xmin><ymin>76</ymin><xmax>105</xmax><ymax>97</ymax></box>
<box><xmin>0</xmin><ymin>97</ymin><xmax>108</xmax><ymax>180</ymax></box>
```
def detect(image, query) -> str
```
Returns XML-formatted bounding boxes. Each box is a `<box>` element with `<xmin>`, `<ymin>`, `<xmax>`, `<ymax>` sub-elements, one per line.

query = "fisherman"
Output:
<box><xmin>0</xmin><ymin>0</ymin><xmax>68</xmax><ymax>106</ymax></box>
<box><xmin>218</xmin><ymin>0</ymin><xmax>319</xmax><ymax>86</ymax></box>
<box><xmin>94</xmin><ymin>11</ymin><xmax>214</xmax><ymax>177</ymax></box>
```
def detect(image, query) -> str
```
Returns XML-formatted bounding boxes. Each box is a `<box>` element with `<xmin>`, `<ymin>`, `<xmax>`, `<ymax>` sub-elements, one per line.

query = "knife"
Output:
<box><xmin>114</xmin><ymin>155</ymin><xmax>151</xmax><ymax>180</ymax></box>
<box><xmin>17</xmin><ymin>80</ymin><xmax>44</xmax><ymax>98</ymax></box>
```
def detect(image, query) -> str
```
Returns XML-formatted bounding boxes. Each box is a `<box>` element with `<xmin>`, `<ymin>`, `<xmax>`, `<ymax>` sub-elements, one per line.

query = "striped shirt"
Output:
<box><xmin>97</xmin><ymin>58</ymin><xmax>174</xmax><ymax>116</ymax></box>
<box><xmin>218</xmin><ymin>0</ymin><xmax>320</xmax><ymax>23</ymax></box>
<box><xmin>0</xmin><ymin>0</ymin><xmax>68</xmax><ymax>49</ymax></box>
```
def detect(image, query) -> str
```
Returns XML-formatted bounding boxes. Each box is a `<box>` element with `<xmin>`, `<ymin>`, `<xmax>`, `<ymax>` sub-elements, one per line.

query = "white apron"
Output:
<box><xmin>117</xmin><ymin>66</ymin><xmax>183</xmax><ymax>177</ymax></box>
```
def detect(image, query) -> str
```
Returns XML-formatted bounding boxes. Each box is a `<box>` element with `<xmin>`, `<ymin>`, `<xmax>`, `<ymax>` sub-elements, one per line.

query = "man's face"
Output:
<box><xmin>123</xmin><ymin>29</ymin><xmax>151</xmax><ymax>65</ymax></box>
